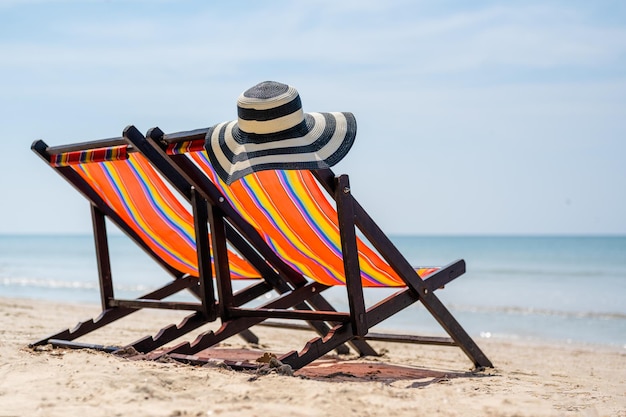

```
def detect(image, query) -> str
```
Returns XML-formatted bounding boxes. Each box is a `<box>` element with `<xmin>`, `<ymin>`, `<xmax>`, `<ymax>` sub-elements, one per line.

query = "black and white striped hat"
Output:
<box><xmin>205</xmin><ymin>81</ymin><xmax>357</xmax><ymax>185</ymax></box>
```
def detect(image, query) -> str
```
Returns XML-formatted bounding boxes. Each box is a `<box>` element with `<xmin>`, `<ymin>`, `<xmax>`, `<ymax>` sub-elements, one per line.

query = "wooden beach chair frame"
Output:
<box><xmin>124</xmin><ymin>125</ymin><xmax>493</xmax><ymax>370</ymax></box>
<box><xmin>30</xmin><ymin>137</ymin><xmax>359</xmax><ymax>355</ymax></box>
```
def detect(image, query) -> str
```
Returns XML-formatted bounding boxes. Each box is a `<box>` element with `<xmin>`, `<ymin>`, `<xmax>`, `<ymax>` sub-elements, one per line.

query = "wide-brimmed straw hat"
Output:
<box><xmin>205</xmin><ymin>81</ymin><xmax>357</xmax><ymax>185</ymax></box>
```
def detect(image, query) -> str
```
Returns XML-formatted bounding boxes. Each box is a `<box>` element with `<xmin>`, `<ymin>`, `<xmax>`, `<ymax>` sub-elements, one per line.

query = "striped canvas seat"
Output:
<box><xmin>50</xmin><ymin>147</ymin><xmax>259</xmax><ymax>280</ymax></box>
<box><xmin>173</xmin><ymin>148</ymin><xmax>438</xmax><ymax>287</ymax></box>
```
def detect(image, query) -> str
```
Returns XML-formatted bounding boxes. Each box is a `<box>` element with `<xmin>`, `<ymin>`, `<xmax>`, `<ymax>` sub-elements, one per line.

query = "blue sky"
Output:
<box><xmin>1</xmin><ymin>0</ymin><xmax>625</xmax><ymax>235</ymax></box>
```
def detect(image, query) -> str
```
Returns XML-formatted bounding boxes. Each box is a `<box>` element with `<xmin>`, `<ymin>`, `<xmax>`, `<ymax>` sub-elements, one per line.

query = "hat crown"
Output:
<box><xmin>242</xmin><ymin>81</ymin><xmax>289</xmax><ymax>101</ymax></box>
<box><xmin>236</xmin><ymin>81</ymin><xmax>304</xmax><ymax>135</ymax></box>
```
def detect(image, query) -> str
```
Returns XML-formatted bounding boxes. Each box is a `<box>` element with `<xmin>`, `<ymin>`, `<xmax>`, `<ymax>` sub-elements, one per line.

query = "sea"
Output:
<box><xmin>1</xmin><ymin>234</ymin><xmax>625</xmax><ymax>349</ymax></box>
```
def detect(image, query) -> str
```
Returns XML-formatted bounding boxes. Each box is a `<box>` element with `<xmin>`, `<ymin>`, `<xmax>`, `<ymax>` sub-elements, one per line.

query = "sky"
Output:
<box><xmin>1</xmin><ymin>0</ymin><xmax>625</xmax><ymax>236</ymax></box>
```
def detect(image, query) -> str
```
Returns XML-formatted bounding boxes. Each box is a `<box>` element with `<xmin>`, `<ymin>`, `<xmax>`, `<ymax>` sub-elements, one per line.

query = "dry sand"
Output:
<box><xmin>0</xmin><ymin>297</ymin><xmax>624</xmax><ymax>417</ymax></box>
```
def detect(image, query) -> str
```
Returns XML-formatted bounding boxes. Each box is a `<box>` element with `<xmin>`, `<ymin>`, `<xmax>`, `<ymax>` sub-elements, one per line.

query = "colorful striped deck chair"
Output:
<box><xmin>30</xmin><ymin>137</ymin><xmax>354</xmax><ymax>355</ymax></box>
<box><xmin>125</xmin><ymin>125</ymin><xmax>493</xmax><ymax>370</ymax></box>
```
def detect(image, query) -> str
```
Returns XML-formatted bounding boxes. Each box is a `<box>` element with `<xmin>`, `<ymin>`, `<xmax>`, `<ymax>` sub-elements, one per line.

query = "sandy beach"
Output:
<box><xmin>0</xmin><ymin>296</ymin><xmax>624</xmax><ymax>417</ymax></box>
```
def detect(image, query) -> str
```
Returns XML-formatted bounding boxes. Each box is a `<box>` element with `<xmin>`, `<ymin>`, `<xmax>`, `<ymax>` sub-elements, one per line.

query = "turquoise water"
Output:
<box><xmin>1</xmin><ymin>234</ymin><xmax>624</xmax><ymax>348</ymax></box>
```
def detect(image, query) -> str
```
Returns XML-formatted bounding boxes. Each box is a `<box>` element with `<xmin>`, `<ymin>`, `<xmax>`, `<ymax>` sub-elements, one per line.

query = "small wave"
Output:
<box><xmin>448</xmin><ymin>304</ymin><xmax>626</xmax><ymax>320</ymax></box>
<box><xmin>0</xmin><ymin>277</ymin><xmax>151</xmax><ymax>293</ymax></box>
<box><xmin>1</xmin><ymin>276</ymin><xmax>98</xmax><ymax>290</ymax></box>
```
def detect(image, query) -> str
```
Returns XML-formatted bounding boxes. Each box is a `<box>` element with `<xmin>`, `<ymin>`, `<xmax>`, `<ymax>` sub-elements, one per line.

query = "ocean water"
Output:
<box><xmin>1</xmin><ymin>234</ymin><xmax>624</xmax><ymax>349</ymax></box>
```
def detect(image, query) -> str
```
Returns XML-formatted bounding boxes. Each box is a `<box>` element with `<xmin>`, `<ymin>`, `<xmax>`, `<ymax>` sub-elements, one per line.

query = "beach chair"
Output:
<box><xmin>124</xmin><ymin>125</ymin><xmax>493</xmax><ymax>370</ymax></box>
<box><xmin>30</xmin><ymin>137</ymin><xmax>358</xmax><ymax>355</ymax></box>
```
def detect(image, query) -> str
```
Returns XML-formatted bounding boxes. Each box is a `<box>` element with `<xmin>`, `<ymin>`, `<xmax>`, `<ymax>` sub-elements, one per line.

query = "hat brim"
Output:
<box><xmin>205</xmin><ymin>112</ymin><xmax>356</xmax><ymax>185</ymax></box>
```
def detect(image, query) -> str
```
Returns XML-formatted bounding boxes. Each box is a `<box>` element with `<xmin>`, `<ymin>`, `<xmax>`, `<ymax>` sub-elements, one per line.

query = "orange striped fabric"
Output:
<box><xmin>55</xmin><ymin>150</ymin><xmax>259</xmax><ymax>279</ymax></box>
<box><xmin>185</xmin><ymin>150</ymin><xmax>438</xmax><ymax>287</ymax></box>
<box><xmin>50</xmin><ymin>146</ymin><xmax>128</xmax><ymax>166</ymax></box>
<box><xmin>167</xmin><ymin>140</ymin><xmax>206</xmax><ymax>155</ymax></box>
